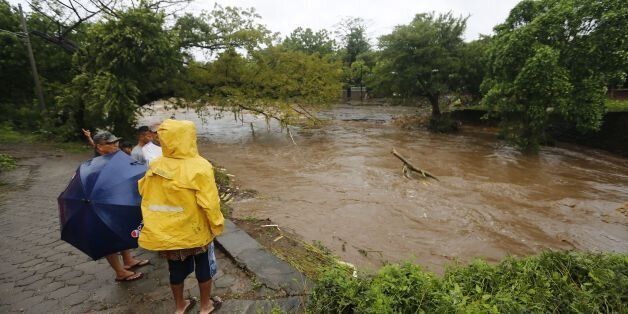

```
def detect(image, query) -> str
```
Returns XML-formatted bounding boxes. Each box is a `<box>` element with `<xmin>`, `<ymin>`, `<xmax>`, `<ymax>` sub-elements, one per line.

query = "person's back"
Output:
<box><xmin>138</xmin><ymin>119</ymin><xmax>224</xmax><ymax>313</ymax></box>
<box><xmin>138</xmin><ymin>119</ymin><xmax>223</xmax><ymax>249</ymax></box>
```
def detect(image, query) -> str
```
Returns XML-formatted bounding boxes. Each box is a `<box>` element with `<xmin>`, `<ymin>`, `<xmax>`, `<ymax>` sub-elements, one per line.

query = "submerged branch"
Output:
<box><xmin>391</xmin><ymin>147</ymin><xmax>439</xmax><ymax>181</ymax></box>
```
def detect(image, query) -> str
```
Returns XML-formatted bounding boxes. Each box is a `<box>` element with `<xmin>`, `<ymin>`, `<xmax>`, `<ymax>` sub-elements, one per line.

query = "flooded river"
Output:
<box><xmin>140</xmin><ymin>103</ymin><xmax>628</xmax><ymax>272</ymax></box>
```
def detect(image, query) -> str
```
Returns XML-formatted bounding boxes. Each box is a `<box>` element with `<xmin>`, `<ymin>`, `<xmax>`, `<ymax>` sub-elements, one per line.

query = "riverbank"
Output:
<box><xmin>450</xmin><ymin>108</ymin><xmax>628</xmax><ymax>157</ymax></box>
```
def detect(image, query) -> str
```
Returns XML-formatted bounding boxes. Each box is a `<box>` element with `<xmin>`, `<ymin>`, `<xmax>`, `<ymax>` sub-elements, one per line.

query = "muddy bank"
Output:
<box><xmin>139</xmin><ymin>103</ymin><xmax>628</xmax><ymax>273</ymax></box>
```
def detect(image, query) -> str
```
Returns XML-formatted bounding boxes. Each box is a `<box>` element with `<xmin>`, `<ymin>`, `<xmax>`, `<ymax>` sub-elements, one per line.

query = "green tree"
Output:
<box><xmin>0</xmin><ymin>0</ymin><xmax>77</xmax><ymax>129</ymax></box>
<box><xmin>335</xmin><ymin>17</ymin><xmax>371</xmax><ymax>65</ymax></box>
<box><xmin>0</xmin><ymin>1</ymin><xmax>32</xmax><ymax>113</ymax></box>
<box><xmin>174</xmin><ymin>4</ymin><xmax>272</xmax><ymax>56</ymax></box>
<box><xmin>283</xmin><ymin>27</ymin><xmax>336</xmax><ymax>56</ymax></box>
<box><xmin>458</xmin><ymin>37</ymin><xmax>491</xmax><ymax>100</ymax></box>
<box><xmin>56</xmin><ymin>4</ymin><xmax>182</xmax><ymax>137</ymax></box>
<box><xmin>482</xmin><ymin>0</ymin><xmax>628</xmax><ymax>151</ymax></box>
<box><xmin>373</xmin><ymin>12</ymin><xmax>467</xmax><ymax>117</ymax></box>
<box><xmin>334</xmin><ymin>17</ymin><xmax>372</xmax><ymax>95</ymax></box>
<box><xmin>183</xmin><ymin>46</ymin><xmax>342</xmax><ymax>124</ymax></box>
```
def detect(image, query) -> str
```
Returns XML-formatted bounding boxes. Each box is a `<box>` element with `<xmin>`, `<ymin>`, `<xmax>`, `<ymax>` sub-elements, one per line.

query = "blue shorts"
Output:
<box><xmin>167</xmin><ymin>242</ymin><xmax>218</xmax><ymax>285</ymax></box>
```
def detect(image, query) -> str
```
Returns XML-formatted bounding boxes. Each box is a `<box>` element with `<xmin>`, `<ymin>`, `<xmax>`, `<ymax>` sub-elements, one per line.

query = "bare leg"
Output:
<box><xmin>199</xmin><ymin>279</ymin><xmax>214</xmax><ymax>314</ymax></box>
<box><xmin>121</xmin><ymin>250</ymin><xmax>144</xmax><ymax>268</ymax></box>
<box><xmin>105</xmin><ymin>253</ymin><xmax>136</xmax><ymax>279</ymax></box>
<box><xmin>171</xmin><ymin>283</ymin><xmax>190</xmax><ymax>314</ymax></box>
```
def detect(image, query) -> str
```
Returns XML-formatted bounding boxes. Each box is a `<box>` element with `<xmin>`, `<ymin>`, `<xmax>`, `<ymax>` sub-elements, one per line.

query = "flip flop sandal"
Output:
<box><xmin>124</xmin><ymin>259</ymin><xmax>150</xmax><ymax>270</ymax></box>
<box><xmin>183</xmin><ymin>298</ymin><xmax>197</xmax><ymax>314</ymax></box>
<box><xmin>115</xmin><ymin>271</ymin><xmax>144</xmax><ymax>282</ymax></box>
<box><xmin>210</xmin><ymin>296</ymin><xmax>223</xmax><ymax>313</ymax></box>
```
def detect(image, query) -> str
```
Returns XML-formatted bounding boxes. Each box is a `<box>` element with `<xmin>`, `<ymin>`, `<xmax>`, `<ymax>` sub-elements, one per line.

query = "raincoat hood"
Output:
<box><xmin>137</xmin><ymin>119</ymin><xmax>224</xmax><ymax>251</ymax></box>
<box><xmin>158</xmin><ymin>119</ymin><xmax>198</xmax><ymax>159</ymax></box>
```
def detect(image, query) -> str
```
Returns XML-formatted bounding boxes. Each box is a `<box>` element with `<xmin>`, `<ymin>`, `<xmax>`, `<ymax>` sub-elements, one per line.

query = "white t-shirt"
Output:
<box><xmin>142</xmin><ymin>142</ymin><xmax>163</xmax><ymax>163</ymax></box>
<box><xmin>130</xmin><ymin>145</ymin><xmax>146</xmax><ymax>163</ymax></box>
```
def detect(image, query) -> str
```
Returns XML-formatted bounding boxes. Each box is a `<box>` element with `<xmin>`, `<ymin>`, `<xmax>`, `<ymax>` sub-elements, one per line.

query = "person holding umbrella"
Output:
<box><xmin>138</xmin><ymin>120</ymin><xmax>224</xmax><ymax>314</ymax></box>
<box><xmin>91</xmin><ymin>131</ymin><xmax>149</xmax><ymax>281</ymax></box>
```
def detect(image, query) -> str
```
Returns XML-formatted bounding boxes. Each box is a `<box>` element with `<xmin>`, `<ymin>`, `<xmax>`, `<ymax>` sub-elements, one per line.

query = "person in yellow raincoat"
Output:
<box><xmin>138</xmin><ymin>119</ymin><xmax>224</xmax><ymax>314</ymax></box>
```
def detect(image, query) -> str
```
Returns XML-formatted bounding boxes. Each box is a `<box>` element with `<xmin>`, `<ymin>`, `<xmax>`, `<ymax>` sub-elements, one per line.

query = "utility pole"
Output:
<box><xmin>18</xmin><ymin>4</ymin><xmax>46</xmax><ymax>111</ymax></box>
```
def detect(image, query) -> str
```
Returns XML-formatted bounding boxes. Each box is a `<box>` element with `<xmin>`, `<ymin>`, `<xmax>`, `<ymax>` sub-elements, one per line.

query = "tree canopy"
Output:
<box><xmin>482</xmin><ymin>0</ymin><xmax>628</xmax><ymax>150</ymax></box>
<box><xmin>283</xmin><ymin>27</ymin><xmax>336</xmax><ymax>56</ymax></box>
<box><xmin>372</xmin><ymin>12</ymin><xmax>467</xmax><ymax>117</ymax></box>
<box><xmin>0</xmin><ymin>0</ymin><xmax>342</xmax><ymax>139</ymax></box>
<box><xmin>2</xmin><ymin>0</ymin><xmax>626</xmax><ymax>151</ymax></box>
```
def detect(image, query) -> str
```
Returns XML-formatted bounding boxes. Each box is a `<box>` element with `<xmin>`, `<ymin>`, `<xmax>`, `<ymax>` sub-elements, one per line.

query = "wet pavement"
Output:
<box><xmin>0</xmin><ymin>145</ymin><xmax>307</xmax><ymax>313</ymax></box>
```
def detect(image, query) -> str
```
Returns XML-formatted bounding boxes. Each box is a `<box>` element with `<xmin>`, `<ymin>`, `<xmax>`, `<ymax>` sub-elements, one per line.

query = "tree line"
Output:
<box><xmin>1</xmin><ymin>0</ymin><xmax>626</xmax><ymax>151</ymax></box>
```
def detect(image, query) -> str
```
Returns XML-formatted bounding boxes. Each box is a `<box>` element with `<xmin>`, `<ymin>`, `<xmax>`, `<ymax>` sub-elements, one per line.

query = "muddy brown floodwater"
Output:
<box><xmin>139</xmin><ymin>102</ymin><xmax>628</xmax><ymax>273</ymax></box>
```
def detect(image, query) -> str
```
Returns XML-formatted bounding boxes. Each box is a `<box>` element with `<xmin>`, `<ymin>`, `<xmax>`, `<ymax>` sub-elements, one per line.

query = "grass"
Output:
<box><xmin>0</xmin><ymin>123</ymin><xmax>41</xmax><ymax>144</ymax></box>
<box><xmin>309</xmin><ymin>251</ymin><xmax>628</xmax><ymax>313</ymax></box>
<box><xmin>605</xmin><ymin>99</ymin><xmax>628</xmax><ymax>112</ymax></box>
<box><xmin>0</xmin><ymin>123</ymin><xmax>89</xmax><ymax>153</ymax></box>
<box><xmin>0</xmin><ymin>153</ymin><xmax>17</xmax><ymax>172</ymax></box>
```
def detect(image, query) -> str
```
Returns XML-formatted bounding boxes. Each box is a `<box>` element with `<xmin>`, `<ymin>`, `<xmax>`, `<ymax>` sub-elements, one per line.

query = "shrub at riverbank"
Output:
<box><xmin>309</xmin><ymin>251</ymin><xmax>627</xmax><ymax>313</ymax></box>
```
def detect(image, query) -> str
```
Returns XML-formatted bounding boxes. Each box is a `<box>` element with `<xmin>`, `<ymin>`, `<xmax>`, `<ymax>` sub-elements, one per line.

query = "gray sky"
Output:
<box><xmin>189</xmin><ymin>0</ymin><xmax>521</xmax><ymax>42</ymax></box>
<box><xmin>9</xmin><ymin>0</ymin><xmax>521</xmax><ymax>42</ymax></box>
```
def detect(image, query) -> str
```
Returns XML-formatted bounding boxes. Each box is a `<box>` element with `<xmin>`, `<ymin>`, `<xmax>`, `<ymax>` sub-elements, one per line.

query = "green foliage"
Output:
<box><xmin>0</xmin><ymin>1</ymin><xmax>32</xmax><ymax>109</ymax></box>
<box><xmin>482</xmin><ymin>0</ymin><xmax>628</xmax><ymax>151</ymax></box>
<box><xmin>0</xmin><ymin>153</ymin><xmax>17</xmax><ymax>172</ymax></box>
<box><xmin>309</xmin><ymin>266</ymin><xmax>366</xmax><ymax>313</ymax></box>
<box><xmin>0</xmin><ymin>0</ymin><xmax>76</xmax><ymax>131</ymax></box>
<box><xmin>309</xmin><ymin>251</ymin><xmax>628</xmax><ymax>313</ymax></box>
<box><xmin>372</xmin><ymin>12</ymin><xmax>467</xmax><ymax>117</ymax></box>
<box><xmin>458</xmin><ymin>37</ymin><xmax>491</xmax><ymax>99</ymax></box>
<box><xmin>429</xmin><ymin>113</ymin><xmax>460</xmax><ymax>133</ymax></box>
<box><xmin>283</xmin><ymin>27</ymin><xmax>336</xmax><ymax>56</ymax></box>
<box><xmin>335</xmin><ymin>17</ymin><xmax>371</xmax><ymax>66</ymax></box>
<box><xmin>0</xmin><ymin>122</ymin><xmax>40</xmax><ymax>143</ymax></box>
<box><xmin>56</xmin><ymin>5</ymin><xmax>182</xmax><ymax>138</ymax></box>
<box><xmin>174</xmin><ymin>4</ymin><xmax>272</xmax><ymax>55</ymax></box>
<box><xmin>182</xmin><ymin>46</ymin><xmax>342</xmax><ymax>124</ymax></box>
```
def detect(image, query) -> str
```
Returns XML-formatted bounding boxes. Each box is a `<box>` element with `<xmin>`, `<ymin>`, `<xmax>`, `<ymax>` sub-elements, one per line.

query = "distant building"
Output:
<box><xmin>341</xmin><ymin>86</ymin><xmax>368</xmax><ymax>101</ymax></box>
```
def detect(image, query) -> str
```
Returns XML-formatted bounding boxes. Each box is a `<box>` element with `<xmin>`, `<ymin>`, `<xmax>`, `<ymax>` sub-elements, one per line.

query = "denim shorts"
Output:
<box><xmin>167</xmin><ymin>242</ymin><xmax>217</xmax><ymax>285</ymax></box>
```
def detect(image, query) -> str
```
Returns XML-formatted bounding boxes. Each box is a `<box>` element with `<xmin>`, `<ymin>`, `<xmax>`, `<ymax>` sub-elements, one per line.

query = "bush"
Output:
<box><xmin>309</xmin><ymin>251</ymin><xmax>628</xmax><ymax>313</ymax></box>
<box><xmin>429</xmin><ymin>113</ymin><xmax>460</xmax><ymax>133</ymax></box>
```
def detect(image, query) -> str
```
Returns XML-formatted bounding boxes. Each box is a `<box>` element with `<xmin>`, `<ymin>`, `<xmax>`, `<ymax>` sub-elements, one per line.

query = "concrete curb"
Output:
<box><xmin>215</xmin><ymin>220</ymin><xmax>312</xmax><ymax>296</ymax></box>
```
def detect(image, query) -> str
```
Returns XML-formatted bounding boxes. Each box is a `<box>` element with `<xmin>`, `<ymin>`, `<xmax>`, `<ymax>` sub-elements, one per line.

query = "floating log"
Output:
<box><xmin>391</xmin><ymin>148</ymin><xmax>439</xmax><ymax>181</ymax></box>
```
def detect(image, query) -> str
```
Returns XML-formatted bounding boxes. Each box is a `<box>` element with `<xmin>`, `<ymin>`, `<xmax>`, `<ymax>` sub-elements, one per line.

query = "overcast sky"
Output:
<box><xmin>188</xmin><ymin>0</ymin><xmax>521</xmax><ymax>42</ymax></box>
<box><xmin>10</xmin><ymin>0</ymin><xmax>522</xmax><ymax>42</ymax></box>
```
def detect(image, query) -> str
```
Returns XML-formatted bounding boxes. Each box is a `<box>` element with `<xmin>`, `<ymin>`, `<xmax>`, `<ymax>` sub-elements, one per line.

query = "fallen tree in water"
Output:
<box><xmin>391</xmin><ymin>148</ymin><xmax>439</xmax><ymax>181</ymax></box>
<box><xmin>309</xmin><ymin>251</ymin><xmax>628</xmax><ymax>313</ymax></box>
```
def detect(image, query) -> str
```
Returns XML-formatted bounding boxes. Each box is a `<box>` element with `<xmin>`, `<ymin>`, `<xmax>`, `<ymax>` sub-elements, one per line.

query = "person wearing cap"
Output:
<box><xmin>91</xmin><ymin>130</ymin><xmax>150</xmax><ymax>281</ymax></box>
<box><xmin>142</xmin><ymin>123</ymin><xmax>163</xmax><ymax>163</ymax></box>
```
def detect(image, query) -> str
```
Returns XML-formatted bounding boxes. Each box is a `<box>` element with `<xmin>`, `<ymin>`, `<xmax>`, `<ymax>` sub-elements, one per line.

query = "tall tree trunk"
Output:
<box><xmin>428</xmin><ymin>94</ymin><xmax>440</xmax><ymax>117</ymax></box>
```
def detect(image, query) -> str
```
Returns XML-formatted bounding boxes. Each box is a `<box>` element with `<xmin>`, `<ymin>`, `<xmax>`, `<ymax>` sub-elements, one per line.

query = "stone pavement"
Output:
<box><xmin>0</xmin><ymin>147</ymin><xmax>309</xmax><ymax>313</ymax></box>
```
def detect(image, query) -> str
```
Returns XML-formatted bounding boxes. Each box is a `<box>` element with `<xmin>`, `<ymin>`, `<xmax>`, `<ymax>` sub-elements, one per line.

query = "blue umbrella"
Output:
<box><xmin>58</xmin><ymin>150</ymin><xmax>147</xmax><ymax>260</ymax></box>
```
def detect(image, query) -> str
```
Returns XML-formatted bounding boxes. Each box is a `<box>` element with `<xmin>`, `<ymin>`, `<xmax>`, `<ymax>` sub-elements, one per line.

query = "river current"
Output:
<box><xmin>139</xmin><ymin>102</ymin><xmax>628</xmax><ymax>272</ymax></box>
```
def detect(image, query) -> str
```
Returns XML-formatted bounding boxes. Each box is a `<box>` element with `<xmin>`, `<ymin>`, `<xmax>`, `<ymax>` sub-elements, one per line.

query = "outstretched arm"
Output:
<box><xmin>82</xmin><ymin>128</ymin><xmax>95</xmax><ymax>147</ymax></box>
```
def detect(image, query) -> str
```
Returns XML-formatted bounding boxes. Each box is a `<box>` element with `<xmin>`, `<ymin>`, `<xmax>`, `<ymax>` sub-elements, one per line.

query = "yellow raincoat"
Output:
<box><xmin>138</xmin><ymin>119</ymin><xmax>224</xmax><ymax>251</ymax></box>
